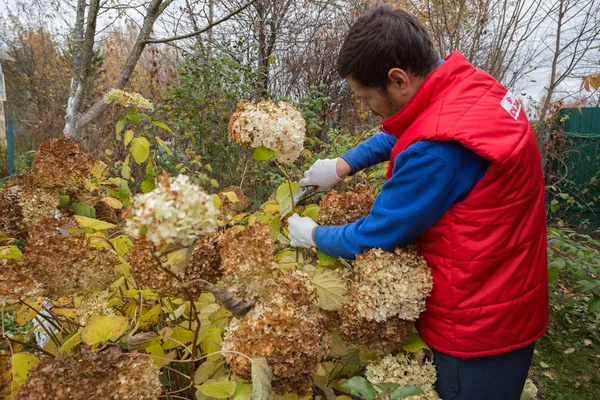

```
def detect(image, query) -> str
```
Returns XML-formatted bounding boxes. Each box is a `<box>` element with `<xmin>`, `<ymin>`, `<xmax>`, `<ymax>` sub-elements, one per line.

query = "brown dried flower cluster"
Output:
<box><xmin>18</xmin><ymin>345</ymin><xmax>162</xmax><ymax>400</ymax></box>
<box><xmin>338</xmin><ymin>302</ymin><xmax>413</xmax><ymax>353</ymax></box>
<box><xmin>224</xmin><ymin>272</ymin><xmax>329</xmax><ymax>394</ymax></box>
<box><xmin>0</xmin><ymin>179</ymin><xmax>58</xmax><ymax>239</ymax></box>
<box><xmin>318</xmin><ymin>184</ymin><xmax>375</xmax><ymax>225</ymax></box>
<box><xmin>351</xmin><ymin>246</ymin><xmax>433</xmax><ymax>322</ymax></box>
<box><xmin>219</xmin><ymin>223</ymin><xmax>278</xmax><ymax>299</ymax></box>
<box><xmin>0</xmin><ymin>258</ymin><xmax>39</xmax><ymax>298</ymax></box>
<box><xmin>21</xmin><ymin>218</ymin><xmax>117</xmax><ymax>298</ymax></box>
<box><xmin>126</xmin><ymin>233</ymin><xmax>222</xmax><ymax>298</ymax></box>
<box><xmin>29</xmin><ymin>136</ymin><xmax>93</xmax><ymax>188</ymax></box>
<box><xmin>217</xmin><ymin>186</ymin><xmax>249</xmax><ymax>220</ymax></box>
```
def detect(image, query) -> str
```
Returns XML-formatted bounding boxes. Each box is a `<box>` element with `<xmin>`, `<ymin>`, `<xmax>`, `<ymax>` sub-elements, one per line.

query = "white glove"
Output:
<box><xmin>299</xmin><ymin>158</ymin><xmax>341</xmax><ymax>190</ymax></box>
<box><xmin>288</xmin><ymin>213</ymin><xmax>318</xmax><ymax>248</ymax></box>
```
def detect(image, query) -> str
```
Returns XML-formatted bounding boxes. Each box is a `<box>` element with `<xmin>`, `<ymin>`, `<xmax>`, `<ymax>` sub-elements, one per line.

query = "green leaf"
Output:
<box><xmin>342</xmin><ymin>376</ymin><xmax>377</xmax><ymax>400</ymax></box>
<box><xmin>276</xmin><ymin>180</ymin><xmax>300</xmax><ymax>217</ymax></box>
<box><xmin>269</xmin><ymin>216</ymin><xmax>282</xmax><ymax>240</ymax></box>
<box><xmin>201</xmin><ymin>327</ymin><xmax>223</xmax><ymax>361</ymax></box>
<box><xmin>128</xmin><ymin>113</ymin><xmax>143</xmax><ymax>124</ymax></box>
<box><xmin>124</xmin><ymin>129</ymin><xmax>134</xmax><ymax>146</ymax></box>
<box><xmin>11</xmin><ymin>352</ymin><xmax>39</xmax><ymax>396</ymax></box>
<box><xmin>252</xmin><ymin>146</ymin><xmax>275</xmax><ymax>161</ymax></box>
<box><xmin>155</xmin><ymin>136</ymin><xmax>173</xmax><ymax>155</ymax></box>
<box><xmin>390</xmin><ymin>385</ymin><xmax>425</xmax><ymax>399</ymax></box>
<box><xmin>141</xmin><ymin>177</ymin><xmax>156</xmax><ymax>193</ymax></box>
<box><xmin>268</xmin><ymin>56</ymin><xmax>275</xmax><ymax>65</ymax></box>
<box><xmin>312</xmin><ymin>269</ymin><xmax>349</xmax><ymax>311</ymax></box>
<box><xmin>210</xmin><ymin>179</ymin><xmax>220</xmax><ymax>188</ymax></box>
<box><xmin>121</xmin><ymin>155</ymin><xmax>131</xmax><ymax>180</ymax></box>
<box><xmin>130</xmin><ymin>137</ymin><xmax>150</xmax><ymax>165</ymax></box>
<box><xmin>550</xmin><ymin>199</ymin><xmax>560</xmax><ymax>213</ymax></box>
<box><xmin>59</xmin><ymin>194</ymin><xmax>70</xmax><ymax>207</ymax></box>
<box><xmin>375</xmin><ymin>382</ymin><xmax>401</xmax><ymax>395</ymax></box>
<box><xmin>222</xmin><ymin>191</ymin><xmax>239</xmax><ymax>203</ymax></box>
<box><xmin>232</xmin><ymin>381</ymin><xmax>253</xmax><ymax>400</ymax></box>
<box><xmin>197</xmin><ymin>381</ymin><xmax>237</xmax><ymax>398</ymax></box>
<box><xmin>301</xmin><ymin>204</ymin><xmax>320</xmax><ymax>222</ymax></box>
<box><xmin>251</xmin><ymin>358</ymin><xmax>272</xmax><ymax>400</ymax></box>
<box><xmin>402</xmin><ymin>332</ymin><xmax>433</xmax><ymax>359</ymax></box>
<box><xmin>81</xmin><ymin>316</ymin><xmax>129</xmax><ymax>346</ymax></box>
<box><xmin>74</xmin><ymin>215</ymin><xmax>116</xmax><ymax>230</ymax></box>
<box><xmin>589</xmin><ymin>295</ymin><xmax>600</xmax><ymax>314</ymax></box>
<box><xmin>71</xmin><ymin>202</ymin><xmax>95</xmax><ymax>217</ymax></box>
<box><xmin>152</xmin><ymin>121</ymin><xmax>173</xmax><ymax>133</ymax></box>
<box><xmin>116</xmin><ymin>119</ymin><xmax>126</xmax><ymax>139</ymax></box>
<box><xmin>317</xmin><ymin>249</ymin><xmax>340</xmax><ymax>267</ymax></box>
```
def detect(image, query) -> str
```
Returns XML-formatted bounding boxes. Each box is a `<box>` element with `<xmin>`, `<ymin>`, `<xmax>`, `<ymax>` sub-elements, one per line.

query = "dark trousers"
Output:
<box><xmin>433</xmin><ymin>343</ymin><xmax>535</xmax><ymax>400</ymax></box>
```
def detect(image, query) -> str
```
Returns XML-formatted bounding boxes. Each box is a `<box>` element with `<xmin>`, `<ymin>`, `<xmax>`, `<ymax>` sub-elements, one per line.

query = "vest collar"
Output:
<box><xmin>381</xmin><ymin>51</ymin><xmax>476</xmax><ymax>139</ymax></box>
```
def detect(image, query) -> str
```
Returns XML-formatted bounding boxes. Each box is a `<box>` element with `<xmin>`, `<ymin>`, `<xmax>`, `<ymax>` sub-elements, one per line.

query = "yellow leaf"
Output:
<box><xmin>10</xmin><ymin>352</ymin><xmax>39</xmax><ymax>398</ymax></box>
<box><xmin>109</xmin><ymin>236</ymin><xmax>133</xmax><ymax>257</ymax></box>
<box><xmin>81</xmin><ymin>315</ymin><xmax>129</xmax><ymax>346</ymax></box>
<box><xmin>130</xmin><ymin>137</ymin><xmax>150</xmax><ymax>165</ymax></box>
<box><xmin>124</xmin><ymin>129</ymin><xmax>134</xmax><ymax>146</ymax></box>
<box><xmin>312</xmin><ymin>269</ymin><xmax>349</xmax><ymax>311</ymax></box>
<box><xmin>53</xmin><ymin>296</ymin><xmax>73</xmax><ymax>307</ymax></box>
<box><xmin>201</xmin><ymin>327</ymin><xmax>222</xmax><ymax>361</ymax></box>
<box><xmin>163</xmin><ymin>328</ymin><xmax>195</xmax><ymax>350</ymax></box>
<box><xmin>90</xmin><ymin>161</ymin><xmax>109</xmax><ymax>180</ymax></box>
<box><xmin>210</xmin><ymin>179</ymin><xmax>219</xmax><ymax>188</ymax></box>
<box><xmin>221</xmin><ymin>191</ymin><xmax>239</xmax><ymax>203</ymax></box>
<box><xmin>15</xmin><ymin>299</ymin><xmax>43</xmax><ymax>326</ymax></box>
<box><xmin>44</xmin><ymin>339</ymin><xmax>58</xmax><ymax>356</ymax></box>
<box><xmin>263</xmin><ymin>202</ymin><xmax>279</xmax><ymax>215</ymax></box>
<box><xmin>197</xmin><ymin>381</ymin><xmax>237</xmax><ymax>398</ymax></box>
<box><xmin>52</xmin><ymin>308</ymin><xmax>77</xmax><ymax>319</ymax></box>
<box><xmin>74</xmin><ymin>216</ymin><xmax>116</xmax><ymax>230</ymax></box>
<box><xmin>0</xmin><ymin>246</ymin><xmax>23</xmax><ymax>259</ymax></box>
<box><xmin>146</xmin><ymin>342</ymin><xmax>175</xmax><ymax>368</ymax></box>
<box><xmin>139</xmin><ymin>305</ymin><xmax>161</xmax><ymax>331</ymax></box>
<box><xmin>59</xmin><ymin>332</ymin><xmax>81</xmax><ymax>354</ymax></box>
<box><xmin>101</xmin><ymin>197</ymin><xmax>123</xmax><ymax>209</ymax></box>
<box><xmin>212</xmin><ymin>194</ymin><xmax>222</xmax><ymax>209</ymax></box>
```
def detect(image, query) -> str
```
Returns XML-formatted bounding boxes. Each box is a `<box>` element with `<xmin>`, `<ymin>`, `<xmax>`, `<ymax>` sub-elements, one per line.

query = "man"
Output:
<box><xmin>288</xmin><ymin>5</ymin><xmax>549</xmax><ymax>400</ymax></box>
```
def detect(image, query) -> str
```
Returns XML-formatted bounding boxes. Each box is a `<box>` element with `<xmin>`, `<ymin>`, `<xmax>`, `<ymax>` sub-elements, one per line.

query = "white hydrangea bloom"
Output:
<box><xmin>125</xmin><ymin>174</ymin><xmax>217</xmax><ymax>247</ymax></box>
<box><xmin>104</xmin><ymin>89</ymin><xmax>154</xmax><ymax>111</ymax></box>
<box><xmin>228</xmin><ymin>101</ymin><xmax>306</xmax><ymax>164</ymax></box>
<box><xmin>352</xmin><ymin>246</ymin><xmax>433</xmax><ymax>322</ymax></box>
<box><xmin>365</xmin><ymin>353</ymin><xmax>439</xmax><ymax>400</ymax></box>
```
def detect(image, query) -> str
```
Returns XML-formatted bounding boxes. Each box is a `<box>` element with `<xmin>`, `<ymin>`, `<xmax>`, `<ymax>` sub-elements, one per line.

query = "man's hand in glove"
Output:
<box><xmin>299</xmin><ymin>158</ymin><xmax>352</xmax><ymax>190</ymax></box>
<box><xmin>288</xmin><ymin>213</ymin><xmax>318</xmax><ymax>248</ymax></box>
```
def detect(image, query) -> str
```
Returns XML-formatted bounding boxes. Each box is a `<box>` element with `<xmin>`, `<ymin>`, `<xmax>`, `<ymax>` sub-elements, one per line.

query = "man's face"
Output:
<box><xmin>347</xmin><ymin>70</ymin><xmax>421</xmax><ymax>119</ymax></box>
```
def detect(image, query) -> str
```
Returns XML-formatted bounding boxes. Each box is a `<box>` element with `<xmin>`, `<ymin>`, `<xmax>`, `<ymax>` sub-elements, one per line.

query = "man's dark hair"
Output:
<box><xmin>338</xmin><ymin>5</ymin><xmax>439</xmax><ymax>89</ymax></box>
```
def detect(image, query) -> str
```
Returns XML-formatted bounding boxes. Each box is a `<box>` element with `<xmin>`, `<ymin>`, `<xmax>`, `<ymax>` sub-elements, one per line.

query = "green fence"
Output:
<box><xmin>557</xmin><ymin>107</ymin><xmax>600</xmax><ymax>227</ymax></box>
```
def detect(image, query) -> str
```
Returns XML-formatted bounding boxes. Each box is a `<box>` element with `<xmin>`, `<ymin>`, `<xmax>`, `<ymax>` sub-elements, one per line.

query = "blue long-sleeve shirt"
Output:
<box><xmin>314</xmin><ymin>133</ymin><xmax>490</xmax><ymax>259</ymax></box>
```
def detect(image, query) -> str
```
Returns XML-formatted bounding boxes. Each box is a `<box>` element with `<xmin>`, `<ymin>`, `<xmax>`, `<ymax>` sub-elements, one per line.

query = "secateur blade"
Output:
<box><xmin>293</xmin><ymin>185</ymin><xmax>317</xmax><ymax>206</ymax></box>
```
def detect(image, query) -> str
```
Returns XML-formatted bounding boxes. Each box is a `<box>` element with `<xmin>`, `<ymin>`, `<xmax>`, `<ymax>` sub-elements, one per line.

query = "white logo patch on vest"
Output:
<box><xmin>501</xmin><ymin>91</ymin><xmax>522</xmax><ymax>120</ymax></box>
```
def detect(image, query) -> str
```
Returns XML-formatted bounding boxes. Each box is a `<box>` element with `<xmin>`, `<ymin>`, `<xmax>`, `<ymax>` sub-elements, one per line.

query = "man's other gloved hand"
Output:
<box><xmin>299</xmin><ymin>158</ymin><xmax>341</xmax><ymax>190</ymax></box>
<box><xmin>288</xmin><ymin>213</ymin><xmax>318</xmax><ymax>248</ymax></box>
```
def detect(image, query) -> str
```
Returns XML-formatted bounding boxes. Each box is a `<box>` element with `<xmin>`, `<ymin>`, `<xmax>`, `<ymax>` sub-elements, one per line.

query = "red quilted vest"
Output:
<box><xmin>382</xmin><ymin>52</ymin><xmax>549</xmax><ymax>358</ymax></box>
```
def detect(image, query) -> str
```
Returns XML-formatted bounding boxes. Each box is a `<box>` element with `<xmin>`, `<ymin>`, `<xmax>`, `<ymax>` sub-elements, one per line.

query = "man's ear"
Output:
<box><xmin>387</xmin><ymin>68</ymin><xmax>410</xmax><ymax>95</ymax></box>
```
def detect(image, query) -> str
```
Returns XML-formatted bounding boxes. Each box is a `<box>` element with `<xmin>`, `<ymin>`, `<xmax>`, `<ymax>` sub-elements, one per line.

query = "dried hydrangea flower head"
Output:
<box><xmin>0</xmin><ymin>176</ymin><xmax>59</xmax><ymax>239</ymax></box>
<box><xmin>351</xmin><ymin>246</ymin><xmax>433</xmax><ymax>322</ymax></box>
<box><xmin>318</xmin><ymin>184</ymin><xmax>375</xmax><ymax>225</ymax></box>
<box><xmin>219</xmin><ymin>223</ymin><xmax>279</xmax><ymax>299</ymax></box>
<box><xmin>30</xmin><ymin>136</ymin><xmax>93</xmax><ymax>189</ymax></box>
<box><xmin>76</xmin><ymin>290</ymin><xmax>116</xmax><ymax>326</ymax></box>
<box><xmin>126</xmin><ymin>234</ymin><xmax>222</xmax><ymax>298</ymax></box>
<box><xmin>223</xmin><ymin>271</ymin><xmax>329</xmax><ymax>395</ymax></box>
<box><xmin>103</xmin><ymin>89</ymin><xmax>154</xmax><ymax>111</ymax></box>
<box><xmin>18</xmin><ymin>345</ymin><xmax>162</xmax><ymax>400</ymax></box>
<box><xmin>339</xmin><ymin>301</ymin><xmax>414</xmax><ymax>353</ymax></box>
<box><xmin>0</xmin><ymin>258</ymin><xmax>40</xmax><ymax>299</ymax></box>
<box><xmin>22</xmin><ymin>217</ymin><xmax>117</xmax><ymax>298</ymax></box>
<box><xmin>365</xmin><ymin>353</ymin><xmax>439</xmax><ymax>399</ymax></box>
<box><xmin>125</xmin><ymin>174</ymin><xmax>218</xmax><ymax>248</ymax></box>
<box><xmin>228</xmin><ymin>101</ymin><xmax>306</xmax><ymax>164</ymax></box>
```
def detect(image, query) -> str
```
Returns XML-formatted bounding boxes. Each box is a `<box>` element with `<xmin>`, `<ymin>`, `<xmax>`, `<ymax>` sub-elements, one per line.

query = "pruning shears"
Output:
<box><xmin>293</xmin><ymin>185</ymin><xmax>318</xmax><ymax>206</ymax></box>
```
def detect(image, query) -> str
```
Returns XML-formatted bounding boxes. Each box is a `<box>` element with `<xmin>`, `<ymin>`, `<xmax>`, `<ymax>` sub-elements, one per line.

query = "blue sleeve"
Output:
<box><xmin>340</xmin><ymin>132</ymin><xmax>397</xmax><ymax>173</ymax></box>
<box><xmin>314</xmin><ymin>141</ymin><xmax>490</xmax><ymax>259</ymax></box>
